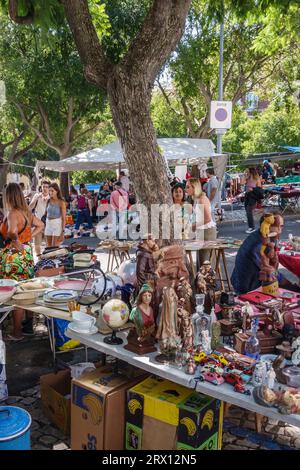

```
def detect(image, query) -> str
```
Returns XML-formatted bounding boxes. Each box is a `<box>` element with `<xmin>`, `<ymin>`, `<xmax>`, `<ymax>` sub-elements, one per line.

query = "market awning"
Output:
<box><xmin>35</xmin><ymin>138</ymin><xmax>222</xmax><ymax>173</ymax></box>
<box><xmin>280</xmin><ymin>146</ymin><xmax>300</xmax><ymax>152</ymax></box>
<box><xmin>240</xmin><ymin>151</ymin><xmax>300</xmax><ymax>166</ymax></box>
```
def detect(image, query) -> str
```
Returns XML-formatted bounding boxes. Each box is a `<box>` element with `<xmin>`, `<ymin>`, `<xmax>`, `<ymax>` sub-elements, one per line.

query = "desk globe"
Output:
<box><xmin>102</xmin><ymin>298</ymin><xmax>129</xmax><ymax>344</ymax></box>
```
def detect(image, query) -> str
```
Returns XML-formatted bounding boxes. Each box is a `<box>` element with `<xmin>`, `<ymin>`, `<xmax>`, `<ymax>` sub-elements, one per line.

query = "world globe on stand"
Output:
<box><xmin>102</xmin><ymin>299</ymin><xmax>129</xmax><ymax>345</ymax></box>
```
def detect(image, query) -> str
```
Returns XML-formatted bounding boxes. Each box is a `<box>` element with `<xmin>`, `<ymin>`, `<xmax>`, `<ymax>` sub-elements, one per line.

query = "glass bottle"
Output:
<box><xmin>245</xmin><ymin>318</ymin><xmax>260</xmax><ymax>360</ymax></box>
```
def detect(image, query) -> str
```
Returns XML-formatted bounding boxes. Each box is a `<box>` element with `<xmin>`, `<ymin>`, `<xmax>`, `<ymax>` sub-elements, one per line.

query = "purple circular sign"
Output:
<box><xmin>215</xmin><ymin>108</ymin><xmax>228</xmax><ymax>121</ymax></box>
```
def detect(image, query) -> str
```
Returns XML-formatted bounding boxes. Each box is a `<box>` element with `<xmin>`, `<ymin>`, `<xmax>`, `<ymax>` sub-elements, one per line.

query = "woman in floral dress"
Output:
<box><xmin>0</xmin><ymin>183</ymin><xmax>44</xmax><ymax>340</ymax></box>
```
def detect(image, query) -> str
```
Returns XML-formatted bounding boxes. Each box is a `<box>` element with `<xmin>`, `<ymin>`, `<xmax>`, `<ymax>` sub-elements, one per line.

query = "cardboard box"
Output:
<box><xmin>125</xmin><ymin>376</ymin><xmax>223</xmax><ymax>450</ymax></box>
<box><xmin>40</xmin><ymin>369</ymin><xmax>71</xmax><ymax>435</ymax></box>
<box><xmin>71</xmin><ymin>365</ymin><xmax>146</xmax><ymax>450</ymax></box>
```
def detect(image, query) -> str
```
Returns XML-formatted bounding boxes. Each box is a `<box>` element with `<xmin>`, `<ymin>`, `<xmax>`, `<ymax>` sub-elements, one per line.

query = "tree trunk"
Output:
<box><xmin>108</xmin><ymin>71</ymin><xmax>173</xmax><ymax>239</ymax></box>
<box><xmin>60</xmin><ymin>172</ymin><xmax>69</xmax><ymax>201</ymax></box>
<box><xmin>0</xmin><ymin>159</ymin><xmax>9</xmax><ymax>191</ymax></box>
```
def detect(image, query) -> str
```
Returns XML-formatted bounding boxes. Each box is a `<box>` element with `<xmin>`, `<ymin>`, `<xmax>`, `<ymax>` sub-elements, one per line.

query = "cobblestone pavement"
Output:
<box><xmin>3</xmin><ymin>386</ymin><xmax>300</xmax><ymax>450</ymax></box>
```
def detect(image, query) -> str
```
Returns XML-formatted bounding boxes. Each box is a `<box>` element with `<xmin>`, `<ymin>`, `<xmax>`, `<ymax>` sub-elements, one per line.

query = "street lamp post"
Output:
<box><xmin>216</xmin><ymin>21</ymin><xmax>225</xmax><ymax>154</ymax></box>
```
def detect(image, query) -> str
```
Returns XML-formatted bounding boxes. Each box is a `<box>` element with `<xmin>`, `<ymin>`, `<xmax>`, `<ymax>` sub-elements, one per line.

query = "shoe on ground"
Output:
<box><xmin>22</xmin><ymin>329</ymin><xmax>34</xmax><ymax>336</ymax></box>
<box><xmin>6</xmin><ymin>334</ymin><xmax>24</xmax><ymax>342</ymax></box>
<box><xmin>245</xmin><ymin>228</ymin><xmax>256</xmax><ymax>234</ymax></box>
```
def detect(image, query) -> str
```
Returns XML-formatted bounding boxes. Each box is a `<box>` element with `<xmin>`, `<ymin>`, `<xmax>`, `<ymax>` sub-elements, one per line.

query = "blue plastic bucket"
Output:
<box><xmin>0</xmin><ymin>406</ymin><xmax>32</xmax><ymax>450</ymax></box>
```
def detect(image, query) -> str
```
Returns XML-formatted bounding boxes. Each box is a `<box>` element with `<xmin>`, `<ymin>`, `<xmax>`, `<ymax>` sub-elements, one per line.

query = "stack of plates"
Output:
<box><xmin>43</xmin><ymin>289</ymin><xmax>78</xmax><ymax>306</ymax></box>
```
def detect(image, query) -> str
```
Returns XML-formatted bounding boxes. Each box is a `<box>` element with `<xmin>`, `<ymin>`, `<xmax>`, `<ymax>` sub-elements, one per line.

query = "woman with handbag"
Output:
<box><xmin>0</xmin><ymin>183</ymin><xmax>44</xmax><ymax>340</ymax></box>
<box><xmin>44</xmin><ymin>183</ymin><xmax>66</xmax><ymax>248</ymax></box>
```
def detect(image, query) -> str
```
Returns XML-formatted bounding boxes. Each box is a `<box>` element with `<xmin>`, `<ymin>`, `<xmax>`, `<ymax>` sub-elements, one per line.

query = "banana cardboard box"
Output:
<box><xmin>125</xmin><ymin>375</ymin><xmax>223</xmax><ymax>450</ymax></box>
<box><xmin>71</xmin><ymin>365</ymin><xmax>147</xmax><ymax>450</ymax></box>
<box><xmin>40</xmin><ymin>369</ymin><xmax>72</xmax><ymax>435</ymax></box>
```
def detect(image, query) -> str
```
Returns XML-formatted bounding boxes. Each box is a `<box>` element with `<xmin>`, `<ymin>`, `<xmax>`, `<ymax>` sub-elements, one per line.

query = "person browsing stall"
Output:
<box><xmin>0</xmin><ymin>183</ymin><xmax>44</xmax><ymax>340</ymax></box>
<box><xmin>29</xmin><ymin>180</ymin><xmax>50</xmax><ymax>256</ymax></box>
<box><xmin>44</xmin><ymin>183</ymin><xmax>66</xmax><ymax>248</ymax></box>
<box><xmin>231</xmin><ymin>214</ymin><xmax>300</xmax><ymax>295</ymax></box>
<box><xmin>185</xmin><ymin>178</ymin><xmax>216</xmax><ymax>266</ymax></box>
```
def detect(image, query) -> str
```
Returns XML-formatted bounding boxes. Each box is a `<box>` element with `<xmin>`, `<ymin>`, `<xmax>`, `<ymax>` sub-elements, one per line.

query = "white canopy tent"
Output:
<box><xmin>35</xmin><ymin>138</ymin><xmax>226</xmax><ymax>176</ymax></box>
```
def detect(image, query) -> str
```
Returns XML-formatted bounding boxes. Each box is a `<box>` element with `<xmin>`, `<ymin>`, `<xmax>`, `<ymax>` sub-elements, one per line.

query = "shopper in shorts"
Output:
<box><xmin>29</xmin><ymin>180</ymin><xmax>50</xmax><ymax>256</ymax></box>
<box><xmin>44</xmin><ymin>183</ymin><xmax>66</xmax><ymax>247</ymax></box>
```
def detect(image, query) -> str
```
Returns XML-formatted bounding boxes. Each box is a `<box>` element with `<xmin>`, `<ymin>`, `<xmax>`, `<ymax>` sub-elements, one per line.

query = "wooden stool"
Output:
<box><xmin>210</xmin><ymin>247</ymin><xmax>232</xmax><ymax>291</ymax></box>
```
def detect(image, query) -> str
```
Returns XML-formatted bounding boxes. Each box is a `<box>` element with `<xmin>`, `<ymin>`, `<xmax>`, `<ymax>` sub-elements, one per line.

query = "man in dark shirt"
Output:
<box><xmin>231</xmin><ymin>215</ymin><xmax>300</xmax><ymax>294</ymax></box>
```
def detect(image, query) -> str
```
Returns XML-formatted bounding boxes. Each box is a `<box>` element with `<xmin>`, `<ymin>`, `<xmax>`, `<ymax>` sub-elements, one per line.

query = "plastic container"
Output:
<box><xmin>0</xmin><ymin>406</ymin><xmax>31</xmax><ymax>450</ymax></box>
<box><xmin>282</xmin><ymin>366</ymin><xmax>300</xmax><ymax>388</ymax></box>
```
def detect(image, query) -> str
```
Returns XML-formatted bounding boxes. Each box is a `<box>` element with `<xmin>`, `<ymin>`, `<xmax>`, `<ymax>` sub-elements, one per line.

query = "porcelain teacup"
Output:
<box><xmin>72</xmin><ymin>311</ymin><xmax>96</xmax><ymax>331</ymax></box>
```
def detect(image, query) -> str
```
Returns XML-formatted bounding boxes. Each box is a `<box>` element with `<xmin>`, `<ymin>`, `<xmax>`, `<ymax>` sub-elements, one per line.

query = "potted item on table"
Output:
<box><xmin>124</xmin><ymin>284</ymin><xmax>156</xmax><ymax>355</ymax></box>
<box><xmin>155</xmin><ymin>286</ymin><xmax>181</xmax><ymax>364</ymax></box>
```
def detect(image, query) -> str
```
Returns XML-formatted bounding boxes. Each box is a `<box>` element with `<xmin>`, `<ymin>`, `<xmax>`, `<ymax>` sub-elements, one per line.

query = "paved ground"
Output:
<box><xmin>2</xmin><ymin>208</ymin><xmax>300</xmax><ymax>450</ymax></box>
<box><xmin>3</xmin><ymin>385</ymin><xmax>300</xmax><ymax>450</ymax></box>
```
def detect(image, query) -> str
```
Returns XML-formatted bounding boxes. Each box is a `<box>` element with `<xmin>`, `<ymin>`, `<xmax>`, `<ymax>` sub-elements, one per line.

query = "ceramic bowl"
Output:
<box><xmin>12</xmin><ymin>292</ymin><xmax>38</xmax><ymax>305</ymax></box>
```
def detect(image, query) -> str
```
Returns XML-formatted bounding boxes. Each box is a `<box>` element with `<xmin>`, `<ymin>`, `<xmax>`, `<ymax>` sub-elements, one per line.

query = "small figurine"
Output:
<box><xmin>259</xmin><ymin>242</ymin><xmax>279</xmax><ymax>296</ymax></box>
<box><xmin>177</xmin><ymin>298</ymin><xmax>194</xmax><ymax>351</ymax></box>
<box><xmin>241</xmin><ymin>302</ymin><xmax>253</xmax><ymax>333</ymax></box>
<box><xmin>291</xmin><ymin>337</ymin><xmax>300</xmax><ymax>366</ymax></box>
<box><xmin>135</xmin><ymin>235</ymin><xmax>159</xmax><ymax>290</ymax></box>
<box><xmin>197</xmin><ymin>261</ymin><xmax>217</xmax><ymax>312</ymax></box>
<box><xmin>260</xmin><ymin>213</ymin><xmax>275</xmax><ymax>256</ymax></box>
<box><xmin>176</xmin><ymin>277</ymin><xmax>194</xmax><ymax>315</ymax></box>
<box><xmin>125</xmin><ymin>283</ymin><xmax>156</xmax><ymax>355</ymax></box>
<box><xmin>186</xmin><ymin>356</ymin><xmax>196</xmax><ymax>375</ymax></box>
<box><xmin>195</xmin><ymin>271</ymin><xmax>207</xmax><ymax>295</ymax></box>
<box><xmin>200</xmin><ymin>329</ymin><xmax>211</xmax><ymax>355</ymax></box>
<box><xmin>273</xmin><ymin>341</ymin><xmax>295</xmax><ymax>384</ymax></box>
<box><xmin>265</xmin><ymin>365</ymin><xmax>276</xmax><ymax>389</ymax></box>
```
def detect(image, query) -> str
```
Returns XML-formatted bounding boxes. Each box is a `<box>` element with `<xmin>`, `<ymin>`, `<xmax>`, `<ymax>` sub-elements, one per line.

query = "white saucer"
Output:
<box><xmin>68</xmin><ymin>323</ymin><xmax>98</xmax><ymax>335</ymax></box>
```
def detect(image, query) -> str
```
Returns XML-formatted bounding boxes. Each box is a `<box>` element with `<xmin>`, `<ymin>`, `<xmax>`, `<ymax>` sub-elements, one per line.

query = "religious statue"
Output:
<box><xmin>186</xmin><ymin>356</ymin><xmax>196</xmax><ymax>375</ymax></box>
<box><xmin>292</xmin><ymin>337</ymin><xmax>300</xmax><ymax>366</ymax></box>
<box><xmin>260</xmin><ymin>213</ymin><xmax>276</xmax><ymax>255</ymax></box>
<box><xmin>176</xmin><ymin>277</ymin><xmax>194</xmax><ymax>315</ymax></box>
<box><xmin>259</xmin><ymin>242</ymin><xmax>279</xmax><ymax>296</ymax></box>
<box><xmin>241</xmin><ymin>302</ymin><xmax>253</xmax><ymax>333</ymax></box>
<box><xmin>265</xmin><ymin>366</ymin><xmax>276</xmax><ymax>389</ymax></box>
<box><xmin>259</xmin><ymin>214</ymin><xmax>281</xmax><ymax>296</ymax></box>
<box><xmin>197</xmin><ymin>260</ymin><xmax>217</xmax><ymax>312</ymax></box>
<box><xmin>177</xmin><ymin>297</ymin><xmax>194</xmax><ymax>351</ymax></box>
<box><xmin>156</xmin><ymin>245</ymin><xmax>189</xmax><ymax>299</ymax></box>
<box><xmin>273</xmin><ymin>341</ymin><xmax>295</xmax><ymax>384</ymax></box>
<box><xmin>155</xmin><ymin>286</ymin><xmax>181</xmax><ymax>363</ymax></box>
<box><xmin>124</xmin><ymin>283</ymin><xmax>156</xmax><ymax>355</ymax></box>
<box><xmin>136</xmin><ymin>235</ymin><xmax>159</xmax><ymax>291</ymax></box>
